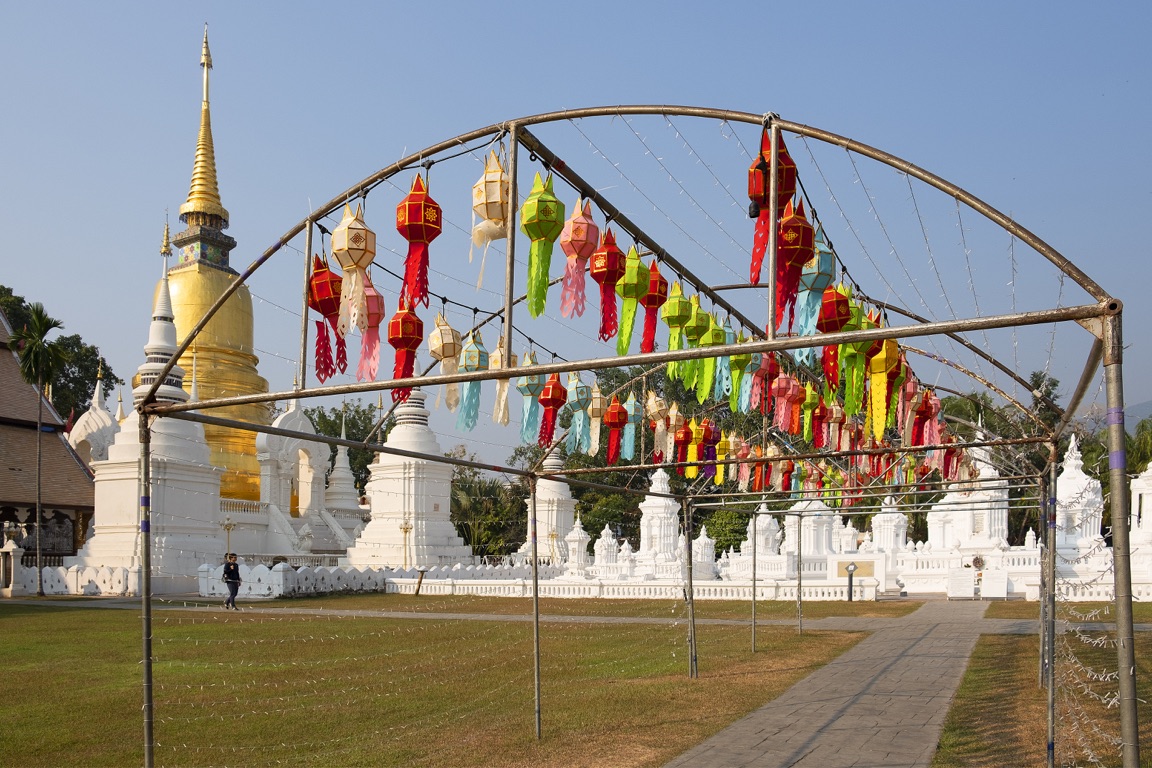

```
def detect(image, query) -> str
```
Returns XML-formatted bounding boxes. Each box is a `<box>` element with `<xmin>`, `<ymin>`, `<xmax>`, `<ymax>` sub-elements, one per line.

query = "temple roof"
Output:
<box><xmin>0</xmin><ymin>309</ymin><xmax>94</xmax><ymax>509</ymax></box>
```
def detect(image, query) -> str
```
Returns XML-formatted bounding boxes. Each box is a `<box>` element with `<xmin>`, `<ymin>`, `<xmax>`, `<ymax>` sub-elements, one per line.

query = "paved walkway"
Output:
<box><xmin>665</xmin><ymin>601</ymin><xmax>1023</xmax><ymax>768</ymax></box>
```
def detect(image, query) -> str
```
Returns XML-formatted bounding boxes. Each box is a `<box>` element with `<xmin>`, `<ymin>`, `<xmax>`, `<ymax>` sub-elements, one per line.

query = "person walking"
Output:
<box><xmin>222</xmin><ymin>553</ymin><xmax>242</xmax><ymax>610</ymax></box>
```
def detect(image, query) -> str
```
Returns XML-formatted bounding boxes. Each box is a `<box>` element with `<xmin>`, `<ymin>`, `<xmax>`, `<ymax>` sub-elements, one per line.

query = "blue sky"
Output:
<box><xmin>2</xmin><ymin>2</ymin><xmax>1149</xmax><ymax>461</ymax></box>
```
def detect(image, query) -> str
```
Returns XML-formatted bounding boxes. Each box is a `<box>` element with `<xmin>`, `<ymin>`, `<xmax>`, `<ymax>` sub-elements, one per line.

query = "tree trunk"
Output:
<box><xmin>36</xmin><ymin>374</ymin><xmax>44</xmax><ymax>596</ymax></box>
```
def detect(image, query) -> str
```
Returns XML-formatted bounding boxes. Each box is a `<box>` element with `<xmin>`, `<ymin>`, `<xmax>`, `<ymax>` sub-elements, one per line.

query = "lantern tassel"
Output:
<box><xmin>357</xmin><ymin>325</ymin><xmax>380</xmax><ymax>382</ymax></box>
<box><xmin>750</xmin><ymin>209</ymin><xmax>772</xmax><ymax>284</ymax></box>
<box><xmin>526</xmin><ymin>240</ymin><xmax>554</xmax><ymax>318</ymax></box>
<box><xmin>522</xmin><ymin>398</ymin><xmax>541</xmax><ymax>445</ymax></box>
<box><xmin>560</xmin><ymin>256</ymin><xmax>588</xmax><ymax>318</ymax></box>
<box><xmin>774</xmin><ymin>255</ymin><xmax>803</xmax><ymax>333</ymax></box>
<box><xmin>315</xmin><ymin>320</ymin><xmax>334</xmax><ymax>383</ymax></box>
<box><xmin>401</xmin><ymin>243</ymin><xmax>431</xmax><ymax>309</ymax></box>
<box><xmin>793</xmin><ymin>289</ymin><xmax>823</xmax><ymax>366</ymax></box>
<box><xmin>641</xmin><ymin>309</ymin><xmax>659</xmax><ymax>353</ymax></box>
<box><xmin>617</xmin><ymin>298</ymin><xmax>638</xmax><ymax>356</ymax></box>
<box><xmin>442</xmin><ymin>358</ymin><xmax>460</xmax><ymax>412</ymax></box>
<box><xmin>538</xmin><ymin>405</ymin><xmax>560</xmax><ymax>448</ymax></box>
<box><xmin>334</xmin><ymin>325</ymin><xmax>347</xmax><ymax>374</ymax></box>
<box><xmin>566</xmin><ymin>408</ymin><xmax>590</xmax><ymax>455</ymax></box>
<box><xmin>607</xmin><ymin>426</ymin><xmax>623</xmax><ymax>466</ymax></box>
<box><xmin>457</xmin><ymin>381</ymin><xmax>481</xmax><ymax>432</ymax></box>
<box><xmin>598</xmin><ymin>283</ymin><xmax>618</xmax><ymax>341</ymax></box>
<box><xmin>391</xmin><ymin>349</ymin><xmax>415</xmax><ymax>403</ymax></box>
<box><xmin>338</xmin><ymin>269</ymin><xmax>369</xmax><ymax>337</ymax></box>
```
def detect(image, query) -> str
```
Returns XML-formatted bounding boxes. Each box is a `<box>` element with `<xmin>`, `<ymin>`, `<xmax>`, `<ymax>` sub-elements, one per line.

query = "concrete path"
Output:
<box><xmin>665</xmin><ymin>601</ymin><xmax>1008</xmax><ymax>768</ymax></box>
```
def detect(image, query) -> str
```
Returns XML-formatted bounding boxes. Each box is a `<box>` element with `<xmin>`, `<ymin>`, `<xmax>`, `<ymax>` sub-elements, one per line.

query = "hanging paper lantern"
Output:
<box><xmin>714</xmin><ymin>430</ymin><xmax>729</xmax><ymax>486</ymax></box>
<box><xmin>736</xmin><ymin>438</ymin><xmax>752</xmax><ymax>491</ymax></box>
<box><xmin>645</xmin><ymin>390</ymin><xmax>669</xmax><ymax>464</ymax></box>
<box><xmin>490</xmin><ymin>338</ymin><xmax>517</xmax><ymax>426</ymax></box>
<box><xmin>356</xmin><ymin>271</ymin><xmax>386</xmax><ymax>382</ymax></box>
<box><xmin>801</xmin><ymin>383</ymin><xmax>820</xmax><ymax>443</ymax></box>
<box><xmin>673</xmin><ymin>419</ymin><xmax>694</xmax><ymax>476</ymax></box>
<box><xmin>537</xmin><ymin>372</ymin><xmax>568</xmax><ymax>448</ymax></box>
<box><xmin>660</xmin><ymin>281</ymin><xmax>692</xmax><ymax>380</ymax></box>
<box><xmin>603</xmin><ymin>395</ymin><xmax>629</xmax><ymax>465</ymax></box>
<box><xmin>713</xmin><ymin>317</ymin><xmax>736</xmax><ymax>405</ymax></box>
<box><xmin>680</xmin><ymin>296</ymin><xmax>711</xmax><ymax>391</ymax></box>
<box><xmin>471</xmin><ymin>150</ymin><xmax>510</xmax><ymax>288</ymax></box>
<box><xmin>638</xmin><ymin>260</ymin><xmax>668</xmax><ymax>354</ymax></box>
<box><xmin>588</xmin><ymin>382</ymin><xmax>606</xmax><ymax>457</ymax></box>
<box><xmin>520</xmin><ymin>173</ymin><xmax>565</xmax><ymax>318</ymax></box>
<box><xmin>516</xmin><ymin>351</ymin><xmax>544</xmax><ymax>445</ymax></box>
<box><xmin>615</xmin><ymin>246</ymin><xmax>650</xmax><ymax>356</ymax></box>
<box><xmin>729</xmin><ymin>336</ymin><xmax>751</xmax><ymax>414</ymax></box>
<box><xmin>559</xmin><ymin>198</ymin><xmax>599</xmax><ymax>319</ymax></box>
<box><xmin>794</xmin><ymin>227</ymin><xmax>836</xmax><ymax>366</ymax></box>
<box><xmin>685</xmin><ymin>418</ymin><xmax>704</xmax><ymax>480</ymax></box>
<box><xmin>396</xmin><ymin>174</ymin><xmax>440</xmax><ymax>308</ymax></box>
<box><xmin>771</xmin><ymin>374</ymin><xmax>799</xmax><ymax>432</ymax></box>
<box><xmin>748</xmin><ymin>130</ymin><xmax>797</xmax><ymax>283</ymax></box>
<box><xmin>456</xmin><ymin>332</ymin><xmax>488</xmax><ymax>432</ymax></box>
<box><xmin>331</xmin><ymin>203</ymin><xmax>378</xmax><ymax>338</ymax></box>
<box><xmin>308</xmin><ymin>254</ymin><xmax>345</xmax><ymax>382</ymax></box>
<box><xmin>666</xmin><ymin>403</ymin><xmax>684</xmax><ymax>466</ymax></box>
<box><xmin>623</xmin><ymin>392</ymin><xmax>641</xmax><ymax>462</ymax></box>
<box><xmin>774</xmin><ymin>199</ymin><xmax>815</xmax><ymax>333</ymax></box>
<box><xmin>839</xmin><ymin>300</ymin><xmax>870</xmax><ymax>416</ymax></box>
<box><xmin>590</xmin><ymin>228</ymin><xmax>627</xmax><ymax>341</ymax></box>
<box><xmin>696</xmin><ymin>313</ymin><xmax>727</xmax><ymax>405</ymax></box>
<box><xmin>700</xmin><ymin>418</ymin><xmax>720</xmax><ymax>481</ymax></box>
<box><xmin>387</xmin><ymin>298</ymin><xmax>423</xmax><ymax>404</ymax></box>
<box><xmin>428</xmin><ymin>313</ymin><xmax>462</xmax><ymax>412</ymax></box>
<box><xmin>565</xmin><ymin>373</ymin><xmax>592</xmax><ymax>455</ymax></box>
<box><xmin>817</xmin><ymin>283</ymin><xmax>852</xmax><ymax>395</ymax></box>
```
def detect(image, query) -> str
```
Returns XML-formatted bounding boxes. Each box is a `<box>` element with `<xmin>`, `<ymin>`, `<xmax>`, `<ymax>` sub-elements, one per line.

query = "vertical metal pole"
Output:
<box><xmin>682</xmin><ymin>498</ymin><xmax>698</xmax><ymax>678</ymax></box>
<box><xmin>766</xmin><ymin>119</ymin><xmax>780</xmax><ymax>340</ymax></box>
<box><xmin>1046</xmin><ymin>445</ymin><xmax>1057</xmax><ymax>768</ymax></box>
<box><xmin>796</xmin><ymin>509</ymin><xmax>803</xmax><ymax>635</ymax></box>
<box><xmin>1102</xmin><ymin>313</ymin><xmax>1140</xmax><ymax>768</ymax></box>
<box><xmin>502</xmin><ymin>125</ymin><xmax>519</xmax><ymax>368</ymax></box>
<box><xmin>1038</xmin><ymin>475</ymin><xmax>1047</xmax><ymax>691</ymax></box>
<box><xmin>751</xmin><ymin>505</ymin><xmax>757</xmax><ymax>653</ymax></box>
<box><xmin>528</xmin><ymin>477</ymin><xmax>541</xmax><ymax>740</ymax></box>
<box><xmin>297</xmin><ymin>221</ymin><xmax>313</xmax><ymax>390</ymax></box>
<box><xmin>139</xmin><ymin>414</ymin><xmax>155</xmax><ymax>768</ymax></box>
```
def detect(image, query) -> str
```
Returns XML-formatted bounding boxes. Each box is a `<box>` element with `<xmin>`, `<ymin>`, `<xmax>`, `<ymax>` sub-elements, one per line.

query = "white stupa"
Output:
<box><xmin>69</xmin><ymin>266</ymin><xmax>224</xmax><ymax>592</ymax></box>
<box><xmin>68</xmin><ymin>368</ymin><xmax>120</xmax><ymax>468</ymax></box>
<box><xmin>344</xmin><ymin>389</ymin><xmax>472</xmax><ymax>568</ymax></box>
<box><xmin>518</xmin><ymin>448</ymin><xmax>576</xmax><ymax>562</ymax></box>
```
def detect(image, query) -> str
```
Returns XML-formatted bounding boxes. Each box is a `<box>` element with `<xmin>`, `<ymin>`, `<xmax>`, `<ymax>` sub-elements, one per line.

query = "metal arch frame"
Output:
<box><xmin>132</xmin><ymin>105</ymin><xmax>1138</xmax><ymax>766</ymax></box>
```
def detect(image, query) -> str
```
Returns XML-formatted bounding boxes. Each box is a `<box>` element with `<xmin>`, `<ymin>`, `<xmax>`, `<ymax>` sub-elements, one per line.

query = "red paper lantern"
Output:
<box><xmin>603</xmin><ymin>395</ymin><xmax>629</xmax><ymax>465</ymax></box>
<box><xmin>387</xmin><ymin>298</ymin><xmax>424</xmax><ymax>403</ymax></box>
<box><xmin>638</xmin><ymin>260</ymin><xmax>668</xmax><ymax>354</ymax></box>
<box><xmin>748</xmin><ymin>130</ymin><xmax>798</xmax><ymax>284</ymax></box>
<box><xmin>775</xmin><ymin>199</ymin><xmax>815</xmax><ymax>332</ymax></box>
<box><xmin>537</xmin><ymin>373</ymin><xmax>568</xmax><ymax>447</ymax></box>
<box><xmin>589</xmin><ymin>228</ymin><xmax>627</xmax><ymax>341</ymax></box>
<box><xmin>308</xmin><ymin>254</ymin><xmax>346</xmax><ymax>382</ymax></box>
<box><xmin>673</xmin><ymin>420</ymin><xmax>694</xmax><ymax>475</ymax></box>
<box><xmin>396</xmin><ymin>173</ymin><xmax>441</xmax><ymax>308</ymax></box>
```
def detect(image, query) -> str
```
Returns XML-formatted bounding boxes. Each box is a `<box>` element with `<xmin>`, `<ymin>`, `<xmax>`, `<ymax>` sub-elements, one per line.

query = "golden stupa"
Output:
<box><xmin>163</xmin><ymin>28</ymin><xmax>270</xmax><ymax>500</ymax></box>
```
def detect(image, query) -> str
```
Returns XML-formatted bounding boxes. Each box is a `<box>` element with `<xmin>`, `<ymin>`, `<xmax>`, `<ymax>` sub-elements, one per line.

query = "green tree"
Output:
<box><xmin>447</xmin><ymin>445</ymin><xmax>525</xmax><ymax>558</ymax></box>
<box><xmin>1</xmin><ymin>285</ymin><xmax>122</xmax><ymax>417</ymax></box>
<box><xmin>11</xmin><ymin>302</ymin><xmax>67</xmax><ymax>596</ymax></box>
<box><xmin>302</xmin><ymin>399</ymin><xmax>386</xmax><ymax>493</ymax></box>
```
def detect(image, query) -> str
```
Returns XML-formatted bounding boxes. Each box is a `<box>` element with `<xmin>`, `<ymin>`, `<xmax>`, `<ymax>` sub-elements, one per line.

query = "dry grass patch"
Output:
<box><xmin>165</xmin><ymin>591</ymin><xmax>921</xmax><ymax>621</ymax></box>
<box><xmin>985</xmin><ymin>599</ymin><xmax>1152</xmax><ymax>623</ymax></box>
<box><xmin>933</xmin><ymin>632</ymin><xmax>1152</xmax><ymax>767</ymax></box>
<box><xmin>3</xmin><ymin>602</ymin><xmax>864</xmax><ymax>767</ymax></box>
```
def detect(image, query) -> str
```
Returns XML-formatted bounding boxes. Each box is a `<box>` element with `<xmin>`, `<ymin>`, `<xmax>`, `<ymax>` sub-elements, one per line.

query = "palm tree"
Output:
<box><xmin>11</xmin><ymin>303</ymin><xmax>66</xmax><ymax>596</ymax></box>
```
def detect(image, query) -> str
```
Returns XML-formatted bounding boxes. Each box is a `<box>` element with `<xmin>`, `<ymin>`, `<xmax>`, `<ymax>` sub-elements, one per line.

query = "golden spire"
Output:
<box><xmin>178</xmin><ymin>25</ymin><xmax>229</xmax><ymax>228</ymax></box>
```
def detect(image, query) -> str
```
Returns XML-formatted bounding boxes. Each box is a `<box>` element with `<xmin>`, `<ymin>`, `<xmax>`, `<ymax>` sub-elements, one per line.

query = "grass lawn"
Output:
<box><xmin>933</xmin><ymin>627</ymin><xmax>1152</xmax><ymax>767</ymax></box>
<box><xmin>985</xmin><ymin>599</ymin><xmax>1152</xmax><ymax>623</ymax></box>
<box><xmin>1</xmin><ymin>602</ymin><xmax>865</xmax><ymax>767</ymax></box>
<box><xmin>160</xmin><ymin>591</ymin><xmax>922</xmax><ymax>620</ymax></box>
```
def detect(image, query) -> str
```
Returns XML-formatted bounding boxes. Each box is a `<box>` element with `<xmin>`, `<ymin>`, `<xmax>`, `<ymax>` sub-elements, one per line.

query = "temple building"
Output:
<box><xmin>163</xmin><ymin>28</ymin><xmax>269</xmax><ymax>500</ymax></box>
